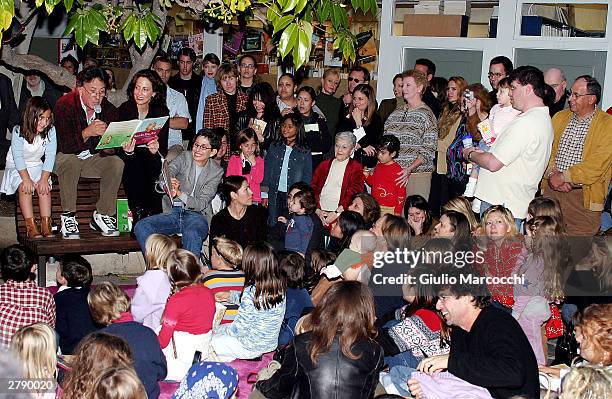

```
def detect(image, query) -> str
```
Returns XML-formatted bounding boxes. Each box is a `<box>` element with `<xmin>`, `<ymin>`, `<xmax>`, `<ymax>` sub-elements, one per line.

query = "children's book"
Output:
<box><xmin>95</xmin><ymin>116</ymin><xmax>169</xmax><ymax>150</ymax></box>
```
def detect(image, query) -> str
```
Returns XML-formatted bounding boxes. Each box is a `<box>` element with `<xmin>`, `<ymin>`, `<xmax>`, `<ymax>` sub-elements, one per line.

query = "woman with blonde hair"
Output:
<box><xmin>560</xmin><ymin>365</ymin><xmax>612</xmax><ymax>399</ymax></box>
<box><xmin>256</xmin><ymin>281</ymin><xmax>384</xmax><ymax>398</ymax></box>
<box><xmin>62</xmin><ymin>333</ymin><xmax>134</xmax><ymax>398</ymax></box>
<box><xmin>132</xmin><ymin>233</ymin><xmax>177</xmax><ymax>330</ymax></box>
<box><xmin>443</xmin><ymin>196</ymin><xmax>478</xmax><ymax>231</ymax></box>
<box><xmin>92</xmin><ymin>367</ymin><xmax>147</xmax><ymax>399</ymax></box>
<box><xmin>430</xmin><ymin>76</ymin><xmax>468</xmax><ymax>215</ymax></box>
<box><xmin>89</xmin><ymin>282</ymin><xmax>167</xmax><ymax>398</ymax></box>
<box><xmin>475</xmin><ymin>205</ymin><xmax>524</xmax><ymax>312</ymax></box>
<box><xmin>10</xmin><ymin>323</ymin><xmax>57</xmax><ymax>398</ymax></box>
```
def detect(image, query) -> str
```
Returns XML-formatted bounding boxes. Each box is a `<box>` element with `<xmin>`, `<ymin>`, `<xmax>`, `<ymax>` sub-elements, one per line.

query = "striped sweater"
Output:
<box><xmin>215</xmin><ymin>285</ymin><xmax>286</xmax><ymax>353</ymax></box>
<box><xmin>384</xmin><ymin>104</ymin><xmax>438</xmax><ymax>173</ymax></box>
<box><xmin>201</xmin><ymin>269</ymin><xmax>245</xmax><ymax>323</ymax></box>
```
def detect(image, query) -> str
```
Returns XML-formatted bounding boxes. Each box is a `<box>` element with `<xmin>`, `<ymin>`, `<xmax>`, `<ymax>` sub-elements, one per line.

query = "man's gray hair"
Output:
<box><xmin>335</xmin><ymin>131</ymin><xmax>357</xmax><ymax>148</ymax></box>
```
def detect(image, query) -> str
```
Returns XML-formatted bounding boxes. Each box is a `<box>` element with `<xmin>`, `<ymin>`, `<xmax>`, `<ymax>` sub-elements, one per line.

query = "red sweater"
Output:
<box><xmin>365</xmin><ymin>161</ymin><xmax>405</xmax><ymax>214</ymax></box>
<box><xmin>158</xmin><ymin>285</ymin><xmax>215</xmax><ymax>349</ymax></box>
<box><xmin>311</xmin><ymin>158</ymin><xmax>364</xmax><ymax>210</ymax></box>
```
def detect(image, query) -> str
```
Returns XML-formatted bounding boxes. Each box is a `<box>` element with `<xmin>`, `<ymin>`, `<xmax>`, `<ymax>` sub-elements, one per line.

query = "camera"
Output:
<box><xmin>463</xmin><ymin>90</ymin><xmax>474</xmax><ymax>100</ymax></box>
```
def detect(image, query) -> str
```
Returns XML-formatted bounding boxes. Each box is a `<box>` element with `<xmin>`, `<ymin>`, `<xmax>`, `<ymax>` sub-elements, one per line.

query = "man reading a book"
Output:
<box><xmin>53</xmin><ymin>66</ymin><xmax>123</xmax><ymax>239</ymax></box>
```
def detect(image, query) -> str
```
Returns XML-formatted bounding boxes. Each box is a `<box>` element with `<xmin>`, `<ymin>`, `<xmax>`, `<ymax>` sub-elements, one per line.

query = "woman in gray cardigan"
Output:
<box><xmin>134</xmin><ymin>129</ymin><xmax>224</xmax><ymax>257</ymax></box>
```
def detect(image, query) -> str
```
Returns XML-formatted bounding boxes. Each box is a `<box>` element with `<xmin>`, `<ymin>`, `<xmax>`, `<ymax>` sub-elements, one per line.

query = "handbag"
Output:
<box><xmin>545</xmin><ymin>304</ymin><xmax>564</xmax><ymax>339</ymax></box>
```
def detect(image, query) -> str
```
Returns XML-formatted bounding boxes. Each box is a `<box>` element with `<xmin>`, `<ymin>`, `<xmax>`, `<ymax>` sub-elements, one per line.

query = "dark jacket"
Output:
<box><xmin>168</xmin><ymin>73</ymin><xmax>202</xmax><ymax>142</ymax></box>
<box><xmin>377</xmin><ymin>97</ymin><xmax>405</xmax><ymax>124</ymax></box>
<box><xmin>263</xmin><ymin>142</ymin><xmax>313</xmax><ymax>208</ymax></box>
<box><xmin>422</xmin><ymin>87</ymin><xmax>441</xmax><ymax>119</ymax></box>
<box><xmin>54</xmin><ymin>287</ymin><xmax>99</xmax><ymax>354</ymax></box>
<box><xmin>235</xmin><ymin>111</ymin><xmax>281</xmax><ymax>151</ymax></box>
<box><xmin>257</xmin><ymin>333</ymin><xmax>384</xmax><ymax>399</ymax></box>
<box><xmin>0</xmin><ymin>73</ymin><xmax>19</xmax><ymax>166</ymax></box>
<box><xmin>302</xmin><ymin>112</ymin><xmax>333</xmax><ymax>169</ymax></box>
<box><xmin>102</xmin><ymin>320</ymin><xmax>167</xmax><ymax>399</ymax></box>
<box><xmin>54</xmin><ymin>89</ymin><xmax>118</xmax><ymax>154</ymax></box>
<box><xmin>448</xmin><ymin>306</ymin><xmax>539</xmax><ymax>399</ymax></box>
<box><xmin>18</xmin><ymin>78</ymin><xmax>63</xmax><ymax>114</ymax></box>
<box><xmin>116</xmin><ymin>100</ymin><xmax>170</xmax><ymax>157</ymax></box>
<box><xmin>337</xmin><ymin>113</ymin><xmax>383</xmax><ymax>168</ymax></box>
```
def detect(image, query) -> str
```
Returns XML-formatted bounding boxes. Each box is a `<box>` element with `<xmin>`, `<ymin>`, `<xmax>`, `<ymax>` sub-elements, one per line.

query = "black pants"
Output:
<box><xmin>122</xmin><ymin>150</ymin><xmax>163</xmax><ymax>216</ymax></box>
<box><xmin>429</xmin><ymin>173</ymin><xmax>450</xmax><ymax>216</ymax></box>
<box><xmin>447</xmin><ymin>177</ymin><xmax>468</xmax><ymax>202</ymax></box>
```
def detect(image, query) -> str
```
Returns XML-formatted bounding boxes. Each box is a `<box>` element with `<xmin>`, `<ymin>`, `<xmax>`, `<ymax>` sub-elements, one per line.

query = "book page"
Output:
<box><xmin>133</xmin><ymin>116</ymin><xmax>169</xmax><ymax>145</ymax></box>
<box><xmin>95</xmin><ymin>120</ymin><xmax>141</xmax><ymax>150</ymax></box>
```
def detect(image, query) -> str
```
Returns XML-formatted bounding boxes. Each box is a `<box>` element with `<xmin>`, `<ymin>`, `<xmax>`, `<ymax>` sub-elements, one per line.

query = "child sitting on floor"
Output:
<box><xmin>200</xmin><ymin>237</ymin><xmax>245</xmax><ymax>324</ymax></box>
<box><xmin>10</xmin><ymin>323</ymin><xmax>58</xmax><ymax>399</ymax></box>
<box><xmin>131</xmin><ymin>234</ymin><xmax>177</xmax><ymax>331</ymax></box>
<box><xmin>211</xmin><ymin>242</ymin><xmax>287</xmax><ymax>362</ymax></box>
<box><xmin>54</xmin><ymin>255</ymin><xmax>98</xmax><ymax>354</ymax></box>
<box><xmin>278</xmin><ymin>251</ymin><xmax>314</xmax><ymax>346</ymax></box>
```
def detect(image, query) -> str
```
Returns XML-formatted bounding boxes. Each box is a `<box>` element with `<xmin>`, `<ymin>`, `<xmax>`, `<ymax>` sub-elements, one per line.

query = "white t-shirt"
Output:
<box><xmin>166</xmin><ymin>86</ymin><xmax>191</xmax><ymax>147</ymax></box>
<box><xmin>475</xmin><ymin>106</ymin><xmax>553</xmax><ymax>219</ymax></box>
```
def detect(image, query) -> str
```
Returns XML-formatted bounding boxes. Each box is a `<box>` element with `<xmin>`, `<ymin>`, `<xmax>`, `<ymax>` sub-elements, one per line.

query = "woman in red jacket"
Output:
<box><xmin>311</xmin><ymin>131</ymin><xmax>365</xmax><ymax>228</ymax></box>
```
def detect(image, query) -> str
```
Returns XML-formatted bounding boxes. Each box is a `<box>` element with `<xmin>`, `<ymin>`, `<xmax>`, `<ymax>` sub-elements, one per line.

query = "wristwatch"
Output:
<box><xmin>467</xmin><ymin>150</ymin><xmax>474</xmax><ymax>162</ymax></box>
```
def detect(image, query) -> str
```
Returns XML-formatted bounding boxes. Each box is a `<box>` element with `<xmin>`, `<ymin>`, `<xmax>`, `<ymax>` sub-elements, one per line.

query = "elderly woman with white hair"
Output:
<box><xmin>311</xmin><ymin>131</ymin><xmax>365</xmax><ymax>227</ymax></box>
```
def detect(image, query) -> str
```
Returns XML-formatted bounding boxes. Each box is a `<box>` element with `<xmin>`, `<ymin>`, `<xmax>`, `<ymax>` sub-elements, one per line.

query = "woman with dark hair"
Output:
<box><xmin>256</xmin><ymin>281</ymin><xmax>384</xmax><ymax>398</ymax></box>
<box><xmin>430</xmin><ymin>76</ymin><xmax>468</xmax><ymax>216</ymax></box>
<box><xmin>329</xmin><ymin>210</ymin><xmax>365</xmax><ymax>253</ymax></box>
<box><xmin>337</xmin><ymin>83</ymin><xmax>382</xmax><ymax>168</ymax></box>
<box><xmin>296</xmin><ymin>86</ymin><xmax>332</xmax><ymax>168</ymax></box>
<box><xmin>446</xmin><ymin>83</ymin><xmax>491</xmax><ymax>199</ymax></box>
<box><xmin>347</xmin><ymin>192</ymin><xmax>381</xmax><ymax>229</ymax></box>
<box><xmin>209</xmin><ymin>175</ymin><xmax>268</xmax><ymax>249</ymax></box>
<box><xmin>117</xmin><ymin>69</ymin><xmax>170</xmax><ymax>221</ymax></box>
<box><xmin>403</xmin><ymin>195</ymin><xmax>433</xmax><ymax>236</ymax></box>
<box><xmin>276</xmin><ymin>73</ymin><xmax>298</xmax><ymax>114</ymax></box>
<box><xmin>235</xmin><ymin>82</ymin><xmax>281</xmax><ymax>149</ymax></box>
<box><xmin>433</xmin><ymin>210</ymin><xmax>472</xmax><ymax>250</ymax></box>
<box><xmin>263</xmin><ymin>112</ymin><xmax>312</xmax><ymax>226</ymax></box>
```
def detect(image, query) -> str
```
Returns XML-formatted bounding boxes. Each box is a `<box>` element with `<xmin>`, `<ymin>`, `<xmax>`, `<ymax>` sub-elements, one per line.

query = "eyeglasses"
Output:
<box><xmin>348</xmin><ymin>77</ymin><xmax>363</xmax><ymax>83</ymax></box>
<box><xmin>488</xmin><ymin>72</ymin><xmax>505</xmax><ymax>78</ymax></box>
<box><xmin>193</xmin><ymin>143</ymin><xmax>212</xmax><ymax>151</ymax></box>
<box><xmin>82</xmin><ymin>85</ymin><xmax>106</xmax><ymax>98</ymax></box>
<box><xmin>568</xmin><ymin>91</ymin><xmax>593</xmax><ymax>99</ymax></box>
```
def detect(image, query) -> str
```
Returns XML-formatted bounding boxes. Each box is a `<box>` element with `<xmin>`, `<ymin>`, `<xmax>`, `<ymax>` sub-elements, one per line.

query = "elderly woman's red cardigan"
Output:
<box><xmin>311</xmin><ymin>158</ymin><xmax>365</xmax><ymax>210</ymax></box>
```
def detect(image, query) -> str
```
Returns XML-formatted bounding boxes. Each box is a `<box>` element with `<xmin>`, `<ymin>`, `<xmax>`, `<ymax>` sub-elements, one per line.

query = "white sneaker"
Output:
<box><xmin>90</xmin><ymin>211</ymin><xmax>120</xmax><ymax>237</ymax></box>
<box><xmin>463</xmin><ymin>177</ymin><xmax>478</xmax><ymax>197</ymax></box>
<box><xmin>472</xmin><ymin>198</ymin><xmax>482</xmax><ymax>214</ymax></box>
<box><xmin>60</xmin><ymin>213</ymin><xmax>80</xmax><ymax>239</ymax></box>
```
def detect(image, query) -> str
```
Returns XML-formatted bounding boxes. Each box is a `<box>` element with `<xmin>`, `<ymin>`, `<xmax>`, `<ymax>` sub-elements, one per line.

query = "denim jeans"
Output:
<box><xmin>385</xmin><ymin>349</ymin><xmax>420</xmax><ymax>369</ymax></box>
<box><xmin>134</xmin><ymin>206</ymin><xmax>208</xmax><ymax>257</ymax></box>
<box><xmin>385</xmin><ymin>365</ymin><xmax>417</xmax><ymax>397</ymax></box>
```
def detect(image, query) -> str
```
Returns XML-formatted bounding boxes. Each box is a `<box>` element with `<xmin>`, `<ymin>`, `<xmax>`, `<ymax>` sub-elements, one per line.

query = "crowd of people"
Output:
<box><xmin>0</xmin><ymin>51</ymin><xmax>611</xmax><ymax>398</ymax></box>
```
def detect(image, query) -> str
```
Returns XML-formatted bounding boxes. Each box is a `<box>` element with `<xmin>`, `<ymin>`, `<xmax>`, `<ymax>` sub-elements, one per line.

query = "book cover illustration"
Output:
<box><xmin>96</xmin><ymin>116</ymin><xmax>169</xmax><ymax>150</ymax></box>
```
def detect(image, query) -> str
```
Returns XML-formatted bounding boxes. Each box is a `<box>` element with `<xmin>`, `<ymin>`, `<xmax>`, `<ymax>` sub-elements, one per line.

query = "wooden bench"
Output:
<box><xmin>15</xmin><ymin>176</ymin><xmax>143</xmax><ymax>286</ymax></box>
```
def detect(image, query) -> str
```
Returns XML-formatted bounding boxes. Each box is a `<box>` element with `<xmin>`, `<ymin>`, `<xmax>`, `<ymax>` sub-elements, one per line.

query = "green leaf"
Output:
<box><xmin>282</xmin><ymin>0</ymin><xmax>299</xmax><ymax>13</ymax></box>
<box><xmin>121</xmin><ymin>13</ymin><xmax>135</xmax><ymax>40</ymax></box>
<box><xmin>0</xmin><ymin>0</ymin><xmax>14</xmax><ymax>31</ymax></box>
<box><xmin>351</xmin><ymin>0</ymin><xmax>362</xmax><ymax>12</ymax></box>
<box><xmin>294</xmin><ymin>0</ymin><xmax>307</xmax><ymax>14</ymax></box>
<box><xmin>302</xmin><ymin>4</ymin><xmax>312</xmax><ymax>23</ymax></box>
<box><xmin>273</xmin><ymin>15</ymin><xmax>293</xmax><ymax>34</ymax></box>
<box><xmin>35</xmin><ymin>0</ymin><xmax>43</xmax><ymax>8</ymax></box>
<box><xmin>45</xmin><ymin>0</ymin><xmax>61</xmax><ymax>16</ymax></box>
<box><xmin>133</xmin><ymin>19</ymin><xmax>147</xmax><ymax>49</ymax></box>
<box><xmin>278</xmin><ymin>22</ymin><xmax>297</xmax><ymax>59</ymax></box>
<box><xmin>73</xmin><ymin>14</ymin><xmax>88</xmax><ymax>47</ymax></box>
<box><xmin>63</xmin><ymin>0</ymin><xmax>73</xmax><ymax>11</ymax></box>
<box><xmin>90</xmin><ymin>9</ymin><xmax>107</xmax><ymax>31</ymax></box>
<box><xmin>292</xmin><ymin>21</ymin><xmax>312</xmax><ymax>68</ymax></box>
<box><xmin>267</xmin><ymin>3</ymin><xmax>280</xmax><ymax>24</ymax></box>
<box><xmin>321</xmin><ymin>0</ymin><xmax>331</xmax><ymax>22</ymax></box>
<box><xmin>331</xmin><ymin>4</ymin><xmax>342</xmax><ymax>29</ymax></box>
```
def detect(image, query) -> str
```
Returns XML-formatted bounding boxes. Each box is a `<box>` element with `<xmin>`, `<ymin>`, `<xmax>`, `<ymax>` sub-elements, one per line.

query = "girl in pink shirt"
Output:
<box><xmin>226</xmin><ymin>128</ymin><xmax>264</xmax><ymax>203</ymax></box>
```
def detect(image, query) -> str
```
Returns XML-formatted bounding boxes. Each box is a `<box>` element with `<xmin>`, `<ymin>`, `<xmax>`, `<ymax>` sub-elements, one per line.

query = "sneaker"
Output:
<box><xmin>60</xmin><ymin>213</ymin><xmax>80</xmax><ymax>239</ymax></box>
<box><xmin>472</xmin><ymin>198</ymin><xmax>482</xmax><ymax>214</ymax></box>
<box><xmin>90</xmin><ymin>211</ymin><xmax>120</xmax><ymax>237</ymax></box>
<box><xmin>463</xmin><ymin>177</ymin><xmax>478</xmax><ymax>197</ymax></box>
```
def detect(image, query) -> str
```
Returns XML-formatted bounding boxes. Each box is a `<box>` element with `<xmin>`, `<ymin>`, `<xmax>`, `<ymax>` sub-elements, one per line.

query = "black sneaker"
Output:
<box><xmin>90</xmin><ymin>211</ymin><xmax>120</xmax><ymax>237</ymax></box>
<box><xmin>60</xmin><ymin>212</ymin><xmax>80</xmax><ymax>239</ymax></box>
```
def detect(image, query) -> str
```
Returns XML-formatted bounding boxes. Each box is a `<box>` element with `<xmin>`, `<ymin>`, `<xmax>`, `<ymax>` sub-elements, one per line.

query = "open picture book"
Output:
<box><xmin>95</xmin><ymin>116</ymin><xmax>169</xmax><ymax>150</ymax></box>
